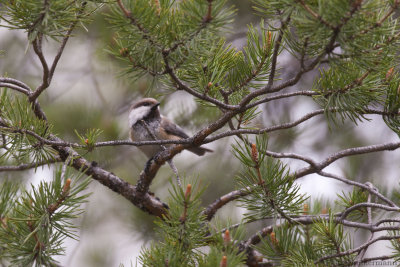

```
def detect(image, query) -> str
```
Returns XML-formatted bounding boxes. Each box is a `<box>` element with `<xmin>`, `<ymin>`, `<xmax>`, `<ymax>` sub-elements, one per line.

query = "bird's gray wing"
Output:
<box><xmin>161</xmin><ymin>116</ymin><xmax>190</xmax><ymax>139</ymax></box>
<box><xmin>161</xmin><ymin>116</ymin><xmax>213</xmax><ymax>156</ymax></box>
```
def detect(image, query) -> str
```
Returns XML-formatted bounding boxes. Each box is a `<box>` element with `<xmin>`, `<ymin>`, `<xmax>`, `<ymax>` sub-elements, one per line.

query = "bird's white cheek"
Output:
<box><xmin>129</xmin><ymin>106</ymin><xmax>150</xmax><ymax>126</ymax></box>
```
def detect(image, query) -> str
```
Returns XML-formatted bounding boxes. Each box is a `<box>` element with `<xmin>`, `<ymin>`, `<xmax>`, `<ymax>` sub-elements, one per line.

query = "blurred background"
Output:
<box><xmin>1</xmin><ymin>1</ymin><xmax>400</xmax><ymax>266</ymax></box>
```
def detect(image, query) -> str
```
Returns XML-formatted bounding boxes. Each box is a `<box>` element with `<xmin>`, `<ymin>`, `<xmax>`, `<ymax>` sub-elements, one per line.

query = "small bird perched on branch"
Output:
<box><xmin>129</xmin><ymin>98</ymin><xmax>213</xmax><ymax>158</ymax></box>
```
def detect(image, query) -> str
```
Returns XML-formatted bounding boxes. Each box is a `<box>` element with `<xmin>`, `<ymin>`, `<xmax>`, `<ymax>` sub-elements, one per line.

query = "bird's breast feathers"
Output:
<box><xmin>130</xmin><ymin>119</ymin><xmax>161</xmax><ymax>142</ymax></box>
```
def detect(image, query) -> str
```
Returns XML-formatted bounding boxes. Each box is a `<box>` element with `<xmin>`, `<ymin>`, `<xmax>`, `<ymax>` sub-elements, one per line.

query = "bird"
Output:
<box><xmin>129</xmin><ymin>98</ymin><xmax>213</xmax><ymax>158</ymax></box>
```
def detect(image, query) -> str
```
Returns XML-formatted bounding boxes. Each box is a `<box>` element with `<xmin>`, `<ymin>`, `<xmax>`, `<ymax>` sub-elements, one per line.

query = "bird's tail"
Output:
<box><xmin>188</xmin><ymin>146</ymin><xmax>213</xmax><ymax>156</ymax></box>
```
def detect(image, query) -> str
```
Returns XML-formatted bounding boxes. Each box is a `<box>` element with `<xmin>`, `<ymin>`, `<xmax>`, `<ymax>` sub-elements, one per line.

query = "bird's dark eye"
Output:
<box><xmin>142</xmin><ymin>102</ymin><xmax>150</xmax><ymax>106</ymax></box>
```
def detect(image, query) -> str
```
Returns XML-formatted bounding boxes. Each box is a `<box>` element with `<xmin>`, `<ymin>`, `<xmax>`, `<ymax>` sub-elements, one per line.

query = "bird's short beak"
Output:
<box><xmin>151</xmin><ymin>102</ymin><xmax>160</xmax><ymax>111</ymax></box>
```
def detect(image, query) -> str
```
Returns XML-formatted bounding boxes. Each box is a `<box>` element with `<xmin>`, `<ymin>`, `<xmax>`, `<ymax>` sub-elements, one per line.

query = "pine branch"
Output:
<box><xmin>162</xmin><ymin>52</ymin><xmax>238</xmax><ymax>110</ymax></box>
<box><xmin>0</xmin><ymin>126</ymin><xmax>68</xmax><ymax>146</ymax></box>
<box><xmin>203</xmin><ymin>106</ymin><xmax>394</xmax><ymax>143</ymax></box>
<box><xmin>202</xmin><ymin>148</ymin><xmax>317</xmax><ymax>222</ymax></box>
<box><xmin>264</xmin><ymin>150</ymin><xmax>316</xmax><ymax>166</ymax></box>
<box><xmin>265</xmin><ymin>16</ymin><xmax>290</xmax><ymax>90</ymax></box>
<box><xmin>116</xmin><ymin>0</ymin><xmax>159</xmax><ymax>47</ymax></box>
<box><xmin>321</xmin><ymin>70</ymin><xmax>371</xmax><ymax>98</ymax></box>
<box><xmin>204</xmin><ymin>188</ymin><xmax>250</xmax><ymax>221</ymax></box>
<box><xmin>240</xmin><ymin>214</ymin><xmax>400</xmax><ymax>264</ymax></box>
<box><xmin>204</xmin><ymin>109</ymin><xmax>327</xmax><ymax>142</ymax></box>
<box><xmin>296</xmin><ymin>0</ymin><xmax>335</xmax><ymax>30</ymax></box>
<box><xmin>32</xmin><ymin>35</ymin><xmax>49</xmax><ymax>93</ymax></box>
<box><xmin>335</xmin><ymin>0</ymin><xmax>363</xmax><ymax>29</ymax></box>
<box><xmin>296</xmin><ymin>141</ymin><xmax>400</xmax><ymax>182</ymax></box>
<box><xmin>26</xmin><ymin>215</ymin><xmax>45</xmax><ymax>258</ymax></box>
<box><xmin>250</xmin><ymin>144</ymin><xmax>296</xmax><ymax>224</ymax></box>
<box><xmin>47</xmin><ymin>178</ymin><xmax>71</xmax><ymax>215</ymax></box>
<box><xmin>94</xmin><ymin>139</ymin><xmax>192</xmax><ymax>147</ymax></box>
<box><xmin>220</xmin><ymin>210</ymin><xmax>400</xmax><ymax>237</ymax></box>
<box><xmin>317</xmin><ymin>171</ymin><xmax>396</xmax><ymax>207</ymax></box>
<box><xmin>119</xmin><ymin>48</ymin><xmax>162</xmax><ymax>76</ymax></box>
<box><xmin>354</xmin><ymin>255</ymin><xmax>397</xmax><ymax>264</ymax></box>
<box><xmin>354</xmin><ymin>184</ymin><xmax>374</xmax><ymax>267</ymax></box>
<box><xmin>203</xmin><ymin>0</ymin><xmax>213</xmax><ymax>23</ymax></box>
<box><xmin>315</xmin><ymin>234</ymin><xmax>400</xmax><ymax>264</ymax></box>
<box><xmin>0</xmin><ymin>77</ymin><xmax>31</xmax><ymax>92</ymax></box>
<box><xmin>261</xmin><ymin>20</ymin><xmax>342</xmax><ymax>96</ymax></box>
<box><xmin>246</xmin><ymin>90</ymin><xmax>318</xmax><ymax>109</ymax></box>
<box><xmin>0</xmin><ymin>158</ymin><xmax>62</xmax><ymax>172</ymax></box>
<box><xmin>375</xmin><ymin>218</ymin><xmax>400</xmax><ymax>226</ymax></box>
<box><xmin>135</xmin><ymin>141</ymin><xmax>185</xmax><ymax>194</ymax></box>
<box><xmin>229</xmin><ymin>30</ymin><xmax>273</xmax><ymax>94</ymax></box>
<box><xmin>339</xmin><ymin>203</ymin><xmax>400</xmax><ymax>222</ymax></box>
<box><xmin>29</xmin><ymin>2</ymin><xmax>87</xmax><ymax>103</ymax></box>
<box><xmin>0</xmin><ymin>83</ymin><xmax>29</xmax><ymax>95</ymax></box>
<box><xmin>348</xmin><ymin>0</ymin><xmax>399</xmax><ymax>40</ymax></box>
<box><xmin>55</xmin><ymin>143</ymin><xmax>169</xmax><ymax>217</ymax></box>
<box><xmin>28</xmin><ymin>0</ymin><xmax>50</xmax><ymax>33</ymax></box>
<box><xmin>163</xmin><ymin>0</ymin><xmax>217</xmax><ymax>54</ymax></box>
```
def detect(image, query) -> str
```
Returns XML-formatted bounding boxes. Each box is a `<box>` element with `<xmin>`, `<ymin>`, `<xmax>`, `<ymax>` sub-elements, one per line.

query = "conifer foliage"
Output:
<box><xmin>1</xmin><ymin>0</ymin><xmax>400</xmax><ymax>266</ymax></box>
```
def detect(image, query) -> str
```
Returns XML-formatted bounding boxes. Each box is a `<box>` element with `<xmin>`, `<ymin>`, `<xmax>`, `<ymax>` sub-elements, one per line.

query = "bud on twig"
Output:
<box><xmin>303</xmin><ymin>203</ymin><xmax>309</xmax><ymax>215</ymax></box>
<box><xmin>151</xmin><ymin>0</ymin><xmax>161</xmax><ymax>15</ymax></box>
<box><xmin>0</xmin><ymin>217</ymin><xmax>7</xmax><ymax>229</ymax></box>
<box><xmin>386</xmin><ymin>67</ymin><xmax>394</xmax><ymax>81</ymax></box>
<box><xmin>119</xmin><ymin>47</ymin><xmax>129</xmax><ymax>57</ymax></box>
<box><xmin>223</xmin><ymin>229</ymin><xmax>230</xmax><ymax>245</ymax></box>
<box><xmin>185</xmin><ymin>184</ymin><xmax>192</xmax><ymax>200</ymax></box>
<box><xmin>266</xmin><ymin>31</ymin><xmax>272</xmax><ymax>51</ymax></box>
<box><xmin>179</xmin><ymin>184</ymin><xmax>191</xmax><ymax>223</ymax></box>
<box><xmin>48</xmin><ymin>178</ymin><xmax>71</xmax><ymax>214</ymax></box>
<box><xmin>220</xmin><ymin>255</ymin><xmax>227</xmax><ymax>267</ymax></box>
<box><xmin>63</xmin><ymin>178</ymin><xmax>71</xmax><ymax>195</ymax></box>
<box><xmin>251</xmin><ymin>143</ymin><xmax>258</xmax><ymax>164</ymax></box>
<box><xmin>204</xmin><ymin>82</ymin><xmax>213</xmax><ymax>95</ymax></box>
<box><xmin>270</xmin><ymin>231</ymin><xmax>278</xmax><ymax>246</ymax></box>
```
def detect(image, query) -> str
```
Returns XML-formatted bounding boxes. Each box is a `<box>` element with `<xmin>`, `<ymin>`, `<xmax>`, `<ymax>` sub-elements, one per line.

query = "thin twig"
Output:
<box><xmin>355</xmin><ymin>183</ymin><xmax>374</xmax><ymax>267</ymax></box>
<box><xmin>315</xmin><ymin>234</ymin><xmax>400</xmax><ymax>264</ymax></box>
<box><xmin>294</xmin><ymin>139</ymin><xmax>400</xmax><ymax>178</ymax></box>
<box><xmin>162</xmin><ymin>52</ymin><xmax>238</xmax><ymax>110</ymax></box>
<box><xmin>317</xmin><ymin>171</ymin><xmax>397</xmax><ymax>207</ymax></box>
<box><xmin>0</xmin><ymin>83</ymin><xmax>30</xmax><ymax>95</ymax></box>
<box><xmin>241</xmin><ymin>214</ymin><xmax>400</xmax><ymax>265</ymax></box>
<box><xmin>339</xmin><ymin>202</ymin><xmax>400</xmax><ymax>222</ymax></box>
<box><xmin>32</xmin><ymin>34</ymin><xmax>49</xmax><ymax>93</ymax></box>
<box><xmin>297</xmin><ymin>0</ymin><xmax>335</xmax><ymax>29</ymax></box>
<box><xmin>0</xmin><ymin>158</ymin><xmax>62</xmax><ymax>172</ymax></box>
<box><xmin>245</xmin><ymin>90</ymin><xmax>318</xmax><ymax>109</ymax></box>
<box><xmin>0</xmin><ymin>77</ymin><xmax>31</xmax><ymax>90</ymax></box>
<box><xmin>29</xmin><ymin>2</ymin><xmax>87</xmax><ymax>102</ymax></box>
<box><xmin>204</xmin><ymin>187</ymin><xmax>250</xmax><ymax>221</ymax></box>
<box><xmin>116</xmin><ymin>0</ymin><xmax>159</xmax><ymax>47</ymax></box>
